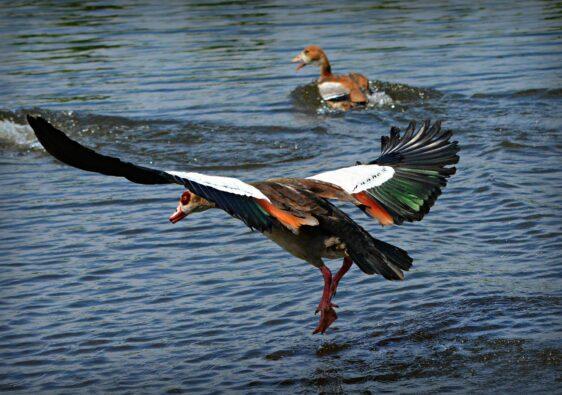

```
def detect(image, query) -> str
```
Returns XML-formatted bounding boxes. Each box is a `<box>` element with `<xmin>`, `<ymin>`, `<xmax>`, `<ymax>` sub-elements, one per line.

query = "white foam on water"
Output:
<box><xmin>0</xmin><ymin>119</ymin><xmax>41</xmax><ymax>150</ymax></box>
<box><xmin>316</xmin><ymin>87</ymin><xmax>395</xmax><ymax>114</ymax></box>
<box><xmin>367</xmin><ymin>89</ymin><xmax>394</xmax><ymax>107</ymax></box>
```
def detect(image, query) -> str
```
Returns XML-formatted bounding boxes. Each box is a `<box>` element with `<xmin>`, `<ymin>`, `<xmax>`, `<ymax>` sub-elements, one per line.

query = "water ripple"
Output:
<box><xmin>1</xmin><ymin>0</ymin><xmax>561</xmax><ymax>393</ymax></box>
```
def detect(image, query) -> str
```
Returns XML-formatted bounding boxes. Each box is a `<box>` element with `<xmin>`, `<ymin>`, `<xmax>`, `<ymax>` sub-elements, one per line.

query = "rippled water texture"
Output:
<box><xmin>1</xmin><ymin>1</ymin><xmax>561</xmax><ymax>393</ymax></box>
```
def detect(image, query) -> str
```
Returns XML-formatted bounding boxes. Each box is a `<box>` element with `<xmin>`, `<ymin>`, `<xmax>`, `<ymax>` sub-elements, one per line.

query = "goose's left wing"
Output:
<box><xmin>27</xmin><ymin>115</ymin><xmax>302</xmax><ymax>232</ymax></box>
<box><xmin>308</xmin><ymin>120</ymin><xmax>459</xmax><ymax>226</ymax></box>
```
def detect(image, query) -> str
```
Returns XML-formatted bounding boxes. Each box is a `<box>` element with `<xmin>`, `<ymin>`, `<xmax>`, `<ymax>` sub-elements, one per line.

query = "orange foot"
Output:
<box><xmin>313</xmin><ymin>302</ymin><xmax>338</xmax><ymax>334</ymax></box>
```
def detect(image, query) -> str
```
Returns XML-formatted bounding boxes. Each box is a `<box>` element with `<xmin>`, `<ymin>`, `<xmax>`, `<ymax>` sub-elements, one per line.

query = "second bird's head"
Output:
<box><xmin>292</xmin><ymin>45</ymin><xmax>328</xmax><ymax>71</ymax></box>
<box><xmin>169</xmin><ymin>191</ymin><xmax>215</xmax><ymax>224</ymax></box>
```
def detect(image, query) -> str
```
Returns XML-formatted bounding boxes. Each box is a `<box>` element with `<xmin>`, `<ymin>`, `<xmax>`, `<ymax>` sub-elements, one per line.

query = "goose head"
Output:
<box><xmin>292</xmin><ymin>45</ymin><xmax>329</xmax><ymax>71</ymax></box>
<box><xmin>169</xmin><ymin>191</ymin><xmax>215</xmax><ymax>223</ymax></box>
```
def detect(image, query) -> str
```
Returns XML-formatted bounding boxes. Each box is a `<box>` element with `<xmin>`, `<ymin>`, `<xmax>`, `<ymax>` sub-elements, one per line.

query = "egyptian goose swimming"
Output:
<box><xmin>292</xmin><ymin>45</ymin><xmax>372</xmax><ymax>110</ymax></box>
<box><xmin>27</xmin><ymin>116</ymin><xmax>459</xmax><ymax>334</ymax></box>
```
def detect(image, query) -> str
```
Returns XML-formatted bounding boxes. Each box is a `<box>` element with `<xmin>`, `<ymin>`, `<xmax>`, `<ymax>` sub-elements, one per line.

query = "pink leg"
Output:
<box><xmin>313</xmin><ymin>265</ymin><xmax>338</xmax><ymax>334</ymax></box>
<box><xmin>331</xmin><ymin>256</ymin><xmax>352</xmax><ymax>296</ymax></box>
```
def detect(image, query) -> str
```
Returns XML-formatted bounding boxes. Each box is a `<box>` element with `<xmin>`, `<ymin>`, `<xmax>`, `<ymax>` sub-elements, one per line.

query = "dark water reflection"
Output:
<box><xmin>1</xmin><ymin>0</ymin><xmax>561</xmax><ymax>393</ymax></box>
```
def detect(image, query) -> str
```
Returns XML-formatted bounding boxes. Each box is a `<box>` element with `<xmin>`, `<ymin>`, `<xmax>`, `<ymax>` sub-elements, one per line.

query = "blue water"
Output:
<box><xmin>0</xmin><ymin>1</ymin><xmax>561</xmax><ymax>393</ymax></box>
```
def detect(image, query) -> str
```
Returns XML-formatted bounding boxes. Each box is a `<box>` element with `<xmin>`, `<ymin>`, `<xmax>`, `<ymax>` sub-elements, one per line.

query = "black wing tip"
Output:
<box><xmin>368</xmin><ymin>119</ymin><xmax>460</xmax><ymax>224</ymax></box>
<box><xmin>27</xmin><ymin>115</ymin><xmax>56</xmax><ymax>149</ymax></box>
<box><xmin>26</xmin><ymin>114</ymin><xmax>43</xmax><ymax>135</ymax></box>
<box><xmin>26</xmin><ymin>114</ymin><xmax>45</xmax><ymax>129</ymax></box>
<box><xmin>384</xmin><ymin>119</ymin><xmax>460</xmax><ymax>160</ymax></box>
<box><xmin>374</xmin><ymin>119</ymin><xmax>460</xmax><ymax>163</ymax></box>
<box><xmin>26</xmin><ymin>114</ymin><xmax>58</xmax><ymax>142</ymax></box>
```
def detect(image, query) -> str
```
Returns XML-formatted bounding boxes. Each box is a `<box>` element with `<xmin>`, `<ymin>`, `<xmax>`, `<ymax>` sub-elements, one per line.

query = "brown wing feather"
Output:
<box><xmin>271</xmin><ymin>178</ymin><xmax>393</xmax><ymax>226</ymax></box>
<box><xmin>253</xmin><ymin>181</ymin><xmax>320</xmax><ymax>233</ymax></box>
<box><xmin>267</xmin><ymin>178</ymin><xmax>354</xmax><ymax>202</ymax></box>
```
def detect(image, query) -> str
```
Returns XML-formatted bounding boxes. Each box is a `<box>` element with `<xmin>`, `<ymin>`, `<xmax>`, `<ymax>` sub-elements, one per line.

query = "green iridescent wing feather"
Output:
<box><xmin>368</xmin><ymin>120</ymin><xmax>460</xmax><ymax>225</ymax></box>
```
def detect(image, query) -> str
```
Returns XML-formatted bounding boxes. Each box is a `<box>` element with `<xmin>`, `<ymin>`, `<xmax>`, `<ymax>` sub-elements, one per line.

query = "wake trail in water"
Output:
<box><xmin>0</xmin><ymin>108</ymin><xmax>323</xmax><ymax>171</ymax></box>
<box><xmin>0</xmin><ymin>119</ymin><xmax>39</xmax><ymax>151</ymax></box>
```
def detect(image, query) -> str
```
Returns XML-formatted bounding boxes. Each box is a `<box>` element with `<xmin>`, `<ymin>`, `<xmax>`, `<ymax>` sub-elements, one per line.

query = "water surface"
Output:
<box><xmin>1</xmin><ymin>1</ymin><xmax>561</xmax><ymax>393</ymax></box>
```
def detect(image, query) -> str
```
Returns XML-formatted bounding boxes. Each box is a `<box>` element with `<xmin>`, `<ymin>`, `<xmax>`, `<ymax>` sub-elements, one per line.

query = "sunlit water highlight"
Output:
<box><xmin>0</xmin><ymin>1</ymin><xmax>561</xmax><ymax>393</ymax></box>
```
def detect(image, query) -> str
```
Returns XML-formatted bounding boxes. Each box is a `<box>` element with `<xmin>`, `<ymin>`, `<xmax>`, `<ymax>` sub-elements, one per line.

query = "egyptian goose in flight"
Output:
<box><xmin>292</xmin><ymin>45</ymin><xmax>372</xmax><ymax>110</ymax></box>
<box><xmin>27</xmin><ymin>115</ymin><xmax>459</xmax><ymax>334</ymax></box>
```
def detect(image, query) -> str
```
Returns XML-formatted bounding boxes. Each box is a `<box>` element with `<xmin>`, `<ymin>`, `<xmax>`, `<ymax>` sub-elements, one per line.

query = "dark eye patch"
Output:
<box><xmin>181</xmin><ymin>191</ymin><xmax>191</xmax><ymax>204</ymax></box>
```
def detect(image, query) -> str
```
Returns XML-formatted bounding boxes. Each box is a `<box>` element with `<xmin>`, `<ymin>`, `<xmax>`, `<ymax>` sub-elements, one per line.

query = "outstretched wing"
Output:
<box><xmin>27</xmin><ymin>115</ymin><xmax>275</xmax><ymax>231</ymax></box>
<box><xmin>308</xmin><ymin>120</ymin><xmax>459</xmax><ymax>226</ymax></box>
<box><xmin>28</xmin><ymin>115</ymin><xmax>173</xmax><ymax>185</ymax></box>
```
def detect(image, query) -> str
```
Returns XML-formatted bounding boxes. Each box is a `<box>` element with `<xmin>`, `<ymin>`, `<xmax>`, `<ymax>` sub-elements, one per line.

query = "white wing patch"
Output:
<box><xmin>318</xmin><ymin>82</ymin><xmax>350</xmax><ymax>101</ymax></box>
<box><xmin>166</xmin><ymin>171</ymin><xmax>270</xmax><ymax>201</ymax></box>
<box><xmin>308</xmin><ymin>165</ymin><xmax>395</xmax><ymax>194</ymax></box>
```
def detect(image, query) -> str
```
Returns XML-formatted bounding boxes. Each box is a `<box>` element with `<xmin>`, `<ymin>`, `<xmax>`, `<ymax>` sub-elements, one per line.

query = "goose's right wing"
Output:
<box><xmin>27</xmin><ymin>116</ymin><xmax>280</xmax><ymax>231</ymax></box>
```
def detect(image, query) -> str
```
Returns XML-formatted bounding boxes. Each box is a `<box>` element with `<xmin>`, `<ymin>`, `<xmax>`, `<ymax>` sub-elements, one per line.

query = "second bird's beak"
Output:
<box><xmin>169</xmin><ymin>206</ymin><xmax>187</xmax><ymax>224</ymax></box>
<box><xmin>292</xmin><ymin>53</ymin><xmax>306</xmax><ymax>71</ymax></box>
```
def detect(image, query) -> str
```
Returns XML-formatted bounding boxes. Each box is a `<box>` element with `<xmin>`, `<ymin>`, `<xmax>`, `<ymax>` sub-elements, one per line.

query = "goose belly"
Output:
<box><xmin>263</xmin><ymin>226</ymin><xmax>346</xmax><ymax>266</ymax></box>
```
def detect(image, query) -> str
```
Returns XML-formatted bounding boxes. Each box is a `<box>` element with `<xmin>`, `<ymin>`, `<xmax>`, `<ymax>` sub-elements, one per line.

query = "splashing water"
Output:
<box><xmin>0</xmin><ymin>119</ymin><xmax>40</xmax><ymax>151</ymax></box>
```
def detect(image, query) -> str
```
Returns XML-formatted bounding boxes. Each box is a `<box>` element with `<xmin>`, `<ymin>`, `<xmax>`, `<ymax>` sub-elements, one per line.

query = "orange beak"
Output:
<box><xmin>169</xmin><ymin>206</ymin><xmax>186</xmax><ymax>224</ymax></box>
<box><xmin>292</xmin><ymin>53</ymin><xmax>306</xmax><ymax>71</ymax></box>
